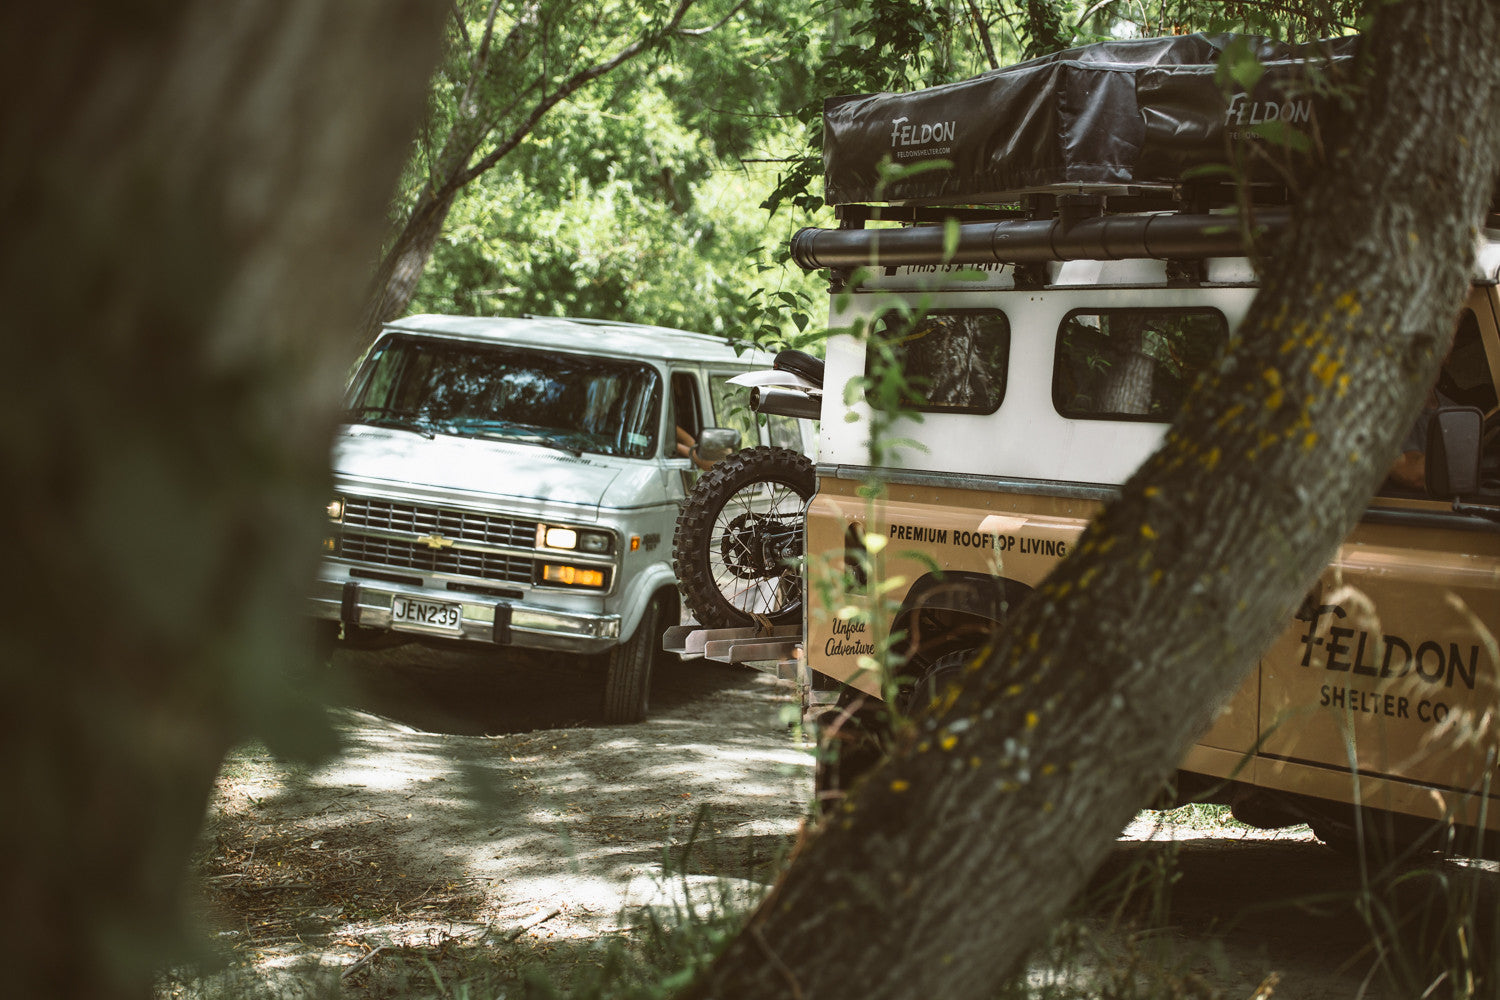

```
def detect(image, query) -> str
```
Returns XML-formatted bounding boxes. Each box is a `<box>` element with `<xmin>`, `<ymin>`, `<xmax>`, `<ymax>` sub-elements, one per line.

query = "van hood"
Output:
<box><xmin>332</xmin><ymin>425</ymin><xmax>625</xmax><ymax>510</ymax></box>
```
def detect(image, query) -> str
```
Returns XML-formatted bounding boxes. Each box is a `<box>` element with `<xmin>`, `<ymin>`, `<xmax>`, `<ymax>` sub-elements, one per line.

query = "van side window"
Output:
<box><xmin>669</xmin><ymin>372</ymin><xmax>702</xmax><ymax>456</ymax></box>
<box><xmin>1053</xmin><ymin>309</ymin><xmax>1228</xmax><ymax>422</ymax></box>
<box><xmin>1439</xmin><ymin>310</ymin><xmax>1498</xmax><ymax>413</ymax></box>
<box><xmin>766</xmin><ymin>414</ymin><xmax>804</xmax><ymax>450</ymax></box>
<box><xmin>1377</xmin><ymin>308</ymin><xmax>1500</xmax><ymax>498</ymax></box>
<box><xmin>866</xmin><ymin>309</ymin><xmax>1010</xmax><ymax>414</ymax></box>
<box><xmin>1443</xmin><ymin>310</ymin><xmax>1500</xmax><ymax>491</ymax></box>
<box><xmin>709</xmin><ymin>372</ymin><xmax>760</xmax><ymax>449</ymax></box>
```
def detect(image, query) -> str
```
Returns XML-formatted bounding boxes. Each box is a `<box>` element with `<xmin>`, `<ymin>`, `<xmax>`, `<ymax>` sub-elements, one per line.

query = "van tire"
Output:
<box><xmin>904</xmin><ymin>648</ymin><xmax>976</xmax><ymax>717</ymax></box>
<box><xmin>602</xmin><ymin>596</ymin><xmax>660</xmax><ymax>724</ymax></box>
<box><xmin>673</xmin><ymin>446</ymin><xmax>815</xmax><ymax>629</ymax></box>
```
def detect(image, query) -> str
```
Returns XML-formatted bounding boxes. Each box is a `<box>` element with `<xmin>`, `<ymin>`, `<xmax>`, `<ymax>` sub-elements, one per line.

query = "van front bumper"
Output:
<box><xmin>308</xmin><ymin>578</ymin><xmax>621</xmax><ymax>655</ymax></box>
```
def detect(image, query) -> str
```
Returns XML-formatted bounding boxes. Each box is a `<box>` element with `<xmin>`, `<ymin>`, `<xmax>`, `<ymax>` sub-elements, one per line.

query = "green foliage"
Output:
<box><xmin>407</xmin><ymin>0</ymin><xmax>827</xmax><ymax>344</ymax></box>
<box><xmin>1021</xmin><ymin>0</ymin><xmax>1070</xmax><ymax>57</ymax></box>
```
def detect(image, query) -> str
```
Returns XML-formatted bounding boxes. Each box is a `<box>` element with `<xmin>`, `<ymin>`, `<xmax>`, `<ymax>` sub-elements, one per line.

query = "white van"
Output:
<box><xmin>308</xmin><ymin>314</ymin><xmax>806</xmax><ymax>722</ymax></box>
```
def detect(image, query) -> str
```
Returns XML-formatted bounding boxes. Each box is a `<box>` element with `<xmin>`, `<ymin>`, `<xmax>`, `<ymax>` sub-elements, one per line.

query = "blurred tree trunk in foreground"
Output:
<box><xmin>684</xmin><ymin>2</ymin><xmax>1500</xmax><ymax>997</ymax></box>
<box><xmin>0</xmin><ymin>3</ymin><xmax>444</xmax><ymax>997</ymax></box>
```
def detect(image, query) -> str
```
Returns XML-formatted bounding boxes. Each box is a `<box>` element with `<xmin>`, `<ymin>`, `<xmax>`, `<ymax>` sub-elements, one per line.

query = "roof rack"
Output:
<box><xmin>793</xmin><ymin>205</ymin><xmax>1287</xmax><ymax>272</ymax></box>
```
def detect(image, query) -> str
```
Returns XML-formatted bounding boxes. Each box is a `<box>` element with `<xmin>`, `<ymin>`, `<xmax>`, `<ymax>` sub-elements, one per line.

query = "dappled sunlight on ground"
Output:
<box><xmin>182</xmin><ymin>647</ymin><xmax>810</xmax><ymax>995</ymax></box>
<box><xmin>175</xmin><ymin>644</ymin><xmax>1500</xmax><ymax>999</ymax></box>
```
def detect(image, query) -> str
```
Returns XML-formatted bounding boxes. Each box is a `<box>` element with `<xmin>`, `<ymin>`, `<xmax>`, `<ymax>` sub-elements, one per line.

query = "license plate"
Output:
<box><xmin>392</xmin><ymin>595</ymin><xmax>462</xmax><ymax>631</ymax></box>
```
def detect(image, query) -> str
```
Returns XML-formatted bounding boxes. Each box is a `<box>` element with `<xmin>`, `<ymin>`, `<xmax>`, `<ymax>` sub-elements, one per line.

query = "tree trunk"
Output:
<box><xmin>683</xmin><ymin>3</ymin><xmax>1500</xmax><ymax>997</ymax></box>
<box><xmin>0</xmin><ymin>4</ymin><xmax>445</xmax><ymax>998</ymax></box>
<box><xmin>360</xmin><ymin>183</ymin><xmax>462</xmax><ymax>341</ymax></box>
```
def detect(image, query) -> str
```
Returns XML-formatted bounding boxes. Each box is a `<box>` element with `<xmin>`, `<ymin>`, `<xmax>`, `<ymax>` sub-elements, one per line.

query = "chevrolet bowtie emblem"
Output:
<box><xmin>417</xmin><ymin>533</ymin><xmax>454</xmax><ymax>550</ymax></box>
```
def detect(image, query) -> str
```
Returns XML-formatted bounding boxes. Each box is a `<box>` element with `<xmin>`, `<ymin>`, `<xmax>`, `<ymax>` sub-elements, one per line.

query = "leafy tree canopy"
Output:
<box><xmin>408</xmin><ymin>0</ymin><xmax>830</xmax><ymax>344</ymax></box>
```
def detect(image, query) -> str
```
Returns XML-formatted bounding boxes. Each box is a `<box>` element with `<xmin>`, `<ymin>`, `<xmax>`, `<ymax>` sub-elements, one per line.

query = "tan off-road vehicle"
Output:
<box><xmin>670</xmin><ymin>33</ymin><xmax>1500</xmax><ymax>854</ymax></box>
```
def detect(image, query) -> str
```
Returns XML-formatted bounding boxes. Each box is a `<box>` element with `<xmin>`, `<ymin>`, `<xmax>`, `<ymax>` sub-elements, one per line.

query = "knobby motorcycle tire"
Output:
<box><xmin>672</xmin><ymin>446</ymin><xmax>815</xmax><ymax>630</ymax></box>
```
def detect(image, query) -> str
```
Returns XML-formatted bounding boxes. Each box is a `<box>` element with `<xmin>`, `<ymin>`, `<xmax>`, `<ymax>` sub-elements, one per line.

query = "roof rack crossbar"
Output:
<box><xmin>791</xmin><ymin>209</ymin><xmax>1288</xmax><ymax>271</ymax></box>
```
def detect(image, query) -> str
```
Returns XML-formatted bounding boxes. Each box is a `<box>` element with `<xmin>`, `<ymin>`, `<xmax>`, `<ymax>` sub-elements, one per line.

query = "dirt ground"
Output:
<box><xmin>176</xmin><ymin>645</ymin><xmax>812</xmax><ymax>999</ymax></box>
<box><xmin>171</xmin><ymin>643</ymin><xmax>1499</xmax><ymax>999</ymax></box>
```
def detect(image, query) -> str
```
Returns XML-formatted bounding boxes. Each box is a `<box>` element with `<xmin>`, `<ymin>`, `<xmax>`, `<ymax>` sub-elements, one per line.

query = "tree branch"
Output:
<box><xmin>462</xmin><ymin>0</ymin><xmax>538</xmax><ymax>113</ymax></box>
<box><xmin>450</xmin><ymin>1</ymin><xmax>473</xmax><ymax>54</ymax></box>
<box><xmin>472</xmin><ymin>0</ymin><xmax>510</xmax><ymax>74</ymax></box>
<box><xmin>966</xmin><ymin>0</ymin><xmax>999</xmax><ymax>70</ymax></box>
<box><xmin>675</xmin><ymin>0</ymin><xmax>749</xmax><ymax>38</ymax></box>
<box><xmin>457</xmin><ymin>0</ymin><xmax>698</xmax><ymax>187</ymax></box>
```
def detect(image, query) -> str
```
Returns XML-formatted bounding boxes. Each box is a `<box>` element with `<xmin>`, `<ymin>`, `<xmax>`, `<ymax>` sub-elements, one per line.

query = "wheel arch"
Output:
<box><xmin>891</xmin><ymin>571</ymin><xmax>1034</xmax><ymax>665</ymax></box>
<box><xmin>619</xmin><ymin>563</ymin><xmax>680</xmax><ymax>640</ymax></box>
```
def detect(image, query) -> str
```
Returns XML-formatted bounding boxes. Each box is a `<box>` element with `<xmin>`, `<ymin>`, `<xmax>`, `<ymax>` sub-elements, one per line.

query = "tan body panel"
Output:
<box><xmin>807</xmin><ymin>475</ymin><xmax>1500</xmax><ymax>831</ymax></box>
<box><xmin>806</xmin><ymin>475</ymin><xmax>1097</xmax><ymax>696</ymax></box>
<box><xmin>1256</xmin><ymin>513</ymin><xmax>1500</xmax><ymax>825</ymax></box>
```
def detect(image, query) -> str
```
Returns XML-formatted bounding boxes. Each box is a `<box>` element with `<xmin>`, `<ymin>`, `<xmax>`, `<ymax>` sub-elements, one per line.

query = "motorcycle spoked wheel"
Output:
<box><xmin>672</xmin><ymin>446</ymin><xmax>815</xmax><ymax>630</ymax></box>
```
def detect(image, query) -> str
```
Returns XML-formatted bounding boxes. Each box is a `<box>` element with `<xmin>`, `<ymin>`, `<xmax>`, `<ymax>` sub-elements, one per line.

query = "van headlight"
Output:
<box><xmin>537</xmin><ymin>524</ymin><xmax>613</xmax><ymax>554</ymax></box>
<box><xmin>326</xmin><ymin>497</ymin><xmax>345</xmax><ymax>522</ymax></box>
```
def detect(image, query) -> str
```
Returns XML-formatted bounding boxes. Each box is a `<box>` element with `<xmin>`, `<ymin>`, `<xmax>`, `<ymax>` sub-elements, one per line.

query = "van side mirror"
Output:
<box><xmin>1425</xmin><ymin>406</ymin><xmax>1484</xmax><ymax>499</ymax></box>
<box><xmin>696</xmin><ymin>427</ymin><xmax>741</xmax><ymax>464</ymax></box>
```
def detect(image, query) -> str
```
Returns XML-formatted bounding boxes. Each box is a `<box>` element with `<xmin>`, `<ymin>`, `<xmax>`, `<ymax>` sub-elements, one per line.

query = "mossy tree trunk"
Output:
<box><xmin>0</xmin><ymin>3</ymin><xmax>445</xmax><ymax>998</ymax></box>
<box><xmin>683</xmin><ymin>2</ymin><xmax>1500</xmax><ymax>997</ymax></box>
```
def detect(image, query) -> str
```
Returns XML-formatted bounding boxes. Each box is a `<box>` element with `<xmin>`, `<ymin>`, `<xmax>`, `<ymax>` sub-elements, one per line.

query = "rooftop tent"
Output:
<box><xmin>821</xmin><ymin>33</ymin><xmax>1359</xmax><ymax>207</ymax></box>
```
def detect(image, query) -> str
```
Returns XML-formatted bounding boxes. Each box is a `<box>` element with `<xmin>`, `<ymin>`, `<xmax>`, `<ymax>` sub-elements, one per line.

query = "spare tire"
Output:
<box><xmin>672</xmin><ymin>446</ymin><xmax>814</xmax><ymax>629</ymax></box>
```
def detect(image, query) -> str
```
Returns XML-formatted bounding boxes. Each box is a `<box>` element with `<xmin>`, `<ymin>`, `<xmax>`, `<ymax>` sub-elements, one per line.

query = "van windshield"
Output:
<box><xmin>346</xmin><ymin>335</ymin><xmax>662</xmax><ymax>459</ymax></box>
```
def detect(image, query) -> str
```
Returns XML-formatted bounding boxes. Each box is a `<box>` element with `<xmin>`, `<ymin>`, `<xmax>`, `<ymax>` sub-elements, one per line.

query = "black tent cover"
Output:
<box><xmin>823</xmin><ymin>34</ymin><xmax>1359</xmax><ymax>206</ymax></box>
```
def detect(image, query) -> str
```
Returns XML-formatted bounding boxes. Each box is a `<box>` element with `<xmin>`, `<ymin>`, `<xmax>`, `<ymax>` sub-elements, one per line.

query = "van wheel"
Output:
<box><xmin>673</xmin><ymin>446</ymin><xmax>814</xmax><ymax>629</ymax></box>
<box><xmin>903</xmin><ymin>648</ymin><xmax>977</xmax><ymax>717</ymax></box>
<box><xmin>602</xmin><ymin>597</ymin><xmax>661</xmax><ymax>724</ymax></box>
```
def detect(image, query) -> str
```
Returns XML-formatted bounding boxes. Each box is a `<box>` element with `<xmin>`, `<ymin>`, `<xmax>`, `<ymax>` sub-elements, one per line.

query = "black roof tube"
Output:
<box><xmin>790</xmin><ymin>208</ymin><xmax>1290</xmax><ymax>271</ymax></box>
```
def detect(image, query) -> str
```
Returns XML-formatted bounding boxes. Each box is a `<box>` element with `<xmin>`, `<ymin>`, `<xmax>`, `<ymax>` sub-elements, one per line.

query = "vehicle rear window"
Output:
<box><xmin>866</xmin><ymin>309</ymin><xmax>1010</xmax><ymax>414</ymax></box>
<box><xmin>1053</xmin><ymin>308</ymin><xmax>1228</xmax><ymax>422</ymax></box>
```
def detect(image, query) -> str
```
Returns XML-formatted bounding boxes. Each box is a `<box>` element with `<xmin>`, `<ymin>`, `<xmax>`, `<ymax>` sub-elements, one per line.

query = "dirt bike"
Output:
<box><xmin>671</xmin><ymin>350</ymin><xmax>822</xmax><ymax>629</ymax></box>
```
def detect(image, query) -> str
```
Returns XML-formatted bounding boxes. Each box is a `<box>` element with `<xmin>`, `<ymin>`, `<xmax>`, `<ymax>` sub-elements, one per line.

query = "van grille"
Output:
<box><xmin>340</xmin><ymin>535</ymin><xmax>533</xmax><ymax>584</ymax></box>
<box><xmin>339</xmin><ymin>498</ymin><xmax>535</xmax><ymax>585</ymax></box>
<box><xmin>343</xmin><ymin>498</ymin><xmax>535</xmax><ymax>547</ymax></box>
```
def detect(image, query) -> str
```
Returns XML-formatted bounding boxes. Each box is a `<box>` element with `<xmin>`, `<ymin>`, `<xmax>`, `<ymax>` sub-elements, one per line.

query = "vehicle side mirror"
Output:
<box><xmin>1425</xmin><ymin>406</ymin><xmax>1484</xmax><ymax>499</ymax></box>
<box><xmin>696</xmin><ymin>427</ymin><xmax>740</xmax><ymax>464</ymax></box>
